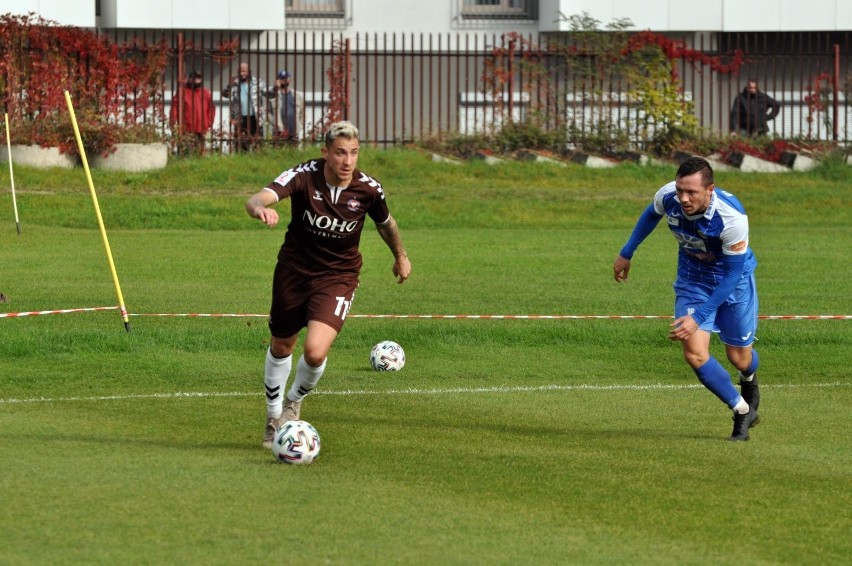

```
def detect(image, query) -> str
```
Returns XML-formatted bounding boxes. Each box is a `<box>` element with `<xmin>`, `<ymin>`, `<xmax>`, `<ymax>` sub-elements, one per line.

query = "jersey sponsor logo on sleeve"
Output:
<box><xmin>274</xmin><ymin>169</ymin><xmax>298</xmax><ymax>187</ymax></box>
<box><xmin>730</xmin><ymin>240</ymin><xmax>747</xmax><ymax>252</ymax></box>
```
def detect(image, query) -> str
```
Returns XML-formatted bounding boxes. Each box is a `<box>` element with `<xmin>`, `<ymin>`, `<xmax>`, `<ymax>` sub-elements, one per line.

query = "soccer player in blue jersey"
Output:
<box><xmin>613</xmin><ymin>157</ymin><xmax>761</xmax><ymax>441</ymax></box>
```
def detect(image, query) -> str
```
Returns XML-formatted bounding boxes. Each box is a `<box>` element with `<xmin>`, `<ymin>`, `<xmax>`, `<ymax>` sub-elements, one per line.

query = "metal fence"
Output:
<box><xmin>112</xmin><ymin>29</ymin><xmax>852</xmax><ymax>151</ymax></box>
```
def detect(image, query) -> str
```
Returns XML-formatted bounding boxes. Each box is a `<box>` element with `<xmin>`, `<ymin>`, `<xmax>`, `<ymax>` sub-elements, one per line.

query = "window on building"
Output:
<box><xmin>461</xmin><ymin>0</ymin><xmax>536</xmax><ymax>20</ymax></box>
<box><xmin>286</xmin><ymin>0</ymin><xmax>345</xmax><ymax>18</ymax></box>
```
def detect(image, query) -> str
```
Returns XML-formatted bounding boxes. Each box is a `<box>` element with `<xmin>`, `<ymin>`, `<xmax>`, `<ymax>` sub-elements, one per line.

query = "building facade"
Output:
<box><xmin>8</xmin><ymin>1</ymin><xmax>848</xmax><ymax>35</ymax></box>
<box><xmin>3</xmin><ymin>1</ymin><xmax>850</xmax><ymax>147</ymax></box>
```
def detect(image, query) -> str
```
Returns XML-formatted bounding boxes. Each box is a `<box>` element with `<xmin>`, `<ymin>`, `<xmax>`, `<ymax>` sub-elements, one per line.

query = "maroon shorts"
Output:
<box><xmin>268</xmin><ymin>262</ymin><xmax>358</xmax><ymax>338</ymax></box>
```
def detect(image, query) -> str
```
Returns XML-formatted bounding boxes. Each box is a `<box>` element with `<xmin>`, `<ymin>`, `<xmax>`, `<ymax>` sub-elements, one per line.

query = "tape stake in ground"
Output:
<box><xmin>64</xmin><ymin>91</ymin><xmax>131</xmax><ymax>333</ymax></box>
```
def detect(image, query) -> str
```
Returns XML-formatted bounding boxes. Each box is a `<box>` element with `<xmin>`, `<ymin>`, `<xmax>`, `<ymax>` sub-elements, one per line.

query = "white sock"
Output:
<box><xmin>733</xmin><ymin>397</ymin><xmax>750</xmax><ymax>415</ymax></box>
<box><xmin>265</xmin><ymin>349</ymin><xmax>292</xmax><ymax>418</ymax></box>
<box><xmin>288</xmin><ymin>355</ymin><xmax>326</xmax><ymax>402</ymax></box>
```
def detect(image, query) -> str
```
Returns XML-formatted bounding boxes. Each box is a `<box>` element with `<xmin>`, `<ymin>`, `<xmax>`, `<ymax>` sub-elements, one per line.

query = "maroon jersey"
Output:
<box><xmin>265</xmin><ymin>158</ymin><xmax>391</xmax><ymax>276</ymax></box>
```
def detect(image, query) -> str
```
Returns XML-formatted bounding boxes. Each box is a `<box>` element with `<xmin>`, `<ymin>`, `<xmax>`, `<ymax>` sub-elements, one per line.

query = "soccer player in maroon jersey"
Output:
<box><xmin>246</xmin><ymin>121</ymin><xmax>412</xmax><ymax>449</ymax></box>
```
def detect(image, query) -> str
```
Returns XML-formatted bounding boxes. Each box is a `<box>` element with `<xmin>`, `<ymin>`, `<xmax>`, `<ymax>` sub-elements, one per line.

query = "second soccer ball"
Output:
<box><xmin>370</xmin><ymin>340</ymin><xmax>405</xmax><ymax>371</ymax></box>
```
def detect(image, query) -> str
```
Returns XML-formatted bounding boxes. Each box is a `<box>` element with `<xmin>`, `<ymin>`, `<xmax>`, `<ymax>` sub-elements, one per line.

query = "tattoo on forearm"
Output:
<box><xmin>377</xmin><ymin>218</ymin><xmax>406</xmax><ymax>258</ymax></box>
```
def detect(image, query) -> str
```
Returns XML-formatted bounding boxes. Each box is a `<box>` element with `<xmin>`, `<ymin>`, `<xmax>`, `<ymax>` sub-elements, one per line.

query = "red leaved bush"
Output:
<box><xmin>716</xmin><ymin>137</ymin><xmax>831</xmax><ymax>164</ymax></box>
<box><xmin>0</xmin><ymin>12</ymin><xmax>168</xmax><ymax>156</ymax></box>
<box><xmin>624</xmin><ymin>31</ymin><xmax>744</xmax><ymax>77</ymax></box>
<box><xmin>718</xmin><ymin>138</ymin><xmax>793</xmax><ymax>163</ymax></box>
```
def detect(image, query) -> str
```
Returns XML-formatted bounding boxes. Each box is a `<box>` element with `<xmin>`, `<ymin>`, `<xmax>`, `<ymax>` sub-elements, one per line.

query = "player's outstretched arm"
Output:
<box><xmin>376</xmin><ymin>214</ymin><xmax>411</xmax><ymax>284</ymax></box>
<box><xmin>245</xmin><ymin>189</ymin><xmax>280</xmax><ymax>228</ymax></box>
<box><xmin>614</xmin><ymin>204</ymin><xmax>663</xmax><ymax>282</ymax></box>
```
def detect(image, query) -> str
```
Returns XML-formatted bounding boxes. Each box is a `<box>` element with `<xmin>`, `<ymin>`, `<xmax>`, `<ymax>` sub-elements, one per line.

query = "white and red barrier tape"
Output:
<box><xmin>0</xmin><ymin>307</ymin><xmax>849</xmax><ymax>320</ymax></box>
<box><xmin>0</xmin><ymin>306</ymin><xmax>120</xmax><ymax>318</ymax></box>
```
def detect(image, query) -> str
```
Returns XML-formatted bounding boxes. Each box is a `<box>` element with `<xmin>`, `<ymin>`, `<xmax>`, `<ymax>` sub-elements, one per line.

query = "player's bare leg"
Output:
<box><xmin>679</xmin><ymin>329</ymin><xmax>712</xmax><ymax>369</ymax></box>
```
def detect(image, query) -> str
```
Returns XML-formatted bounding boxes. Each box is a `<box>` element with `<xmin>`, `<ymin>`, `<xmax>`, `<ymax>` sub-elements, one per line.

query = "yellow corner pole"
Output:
<box><xmin>63</xmin><ymin>91</ymin><xmax>131</xmax><ymax>332</ymax></box>
<box><xmin>4</xmin><ymin>113</ymin><xmax>21</xmax><ymax>235</ymax></box>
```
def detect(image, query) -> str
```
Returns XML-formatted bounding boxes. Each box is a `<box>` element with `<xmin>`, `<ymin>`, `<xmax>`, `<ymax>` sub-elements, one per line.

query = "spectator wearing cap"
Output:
<box><xmin>270</xmin><ymin>70</ymin><xmax>304</xmax><ymax>143</ymax></box>
<box><xmin>170</xmin><ymin>69</ymin><xmax>216</xmax><ymax>155</ymax></box>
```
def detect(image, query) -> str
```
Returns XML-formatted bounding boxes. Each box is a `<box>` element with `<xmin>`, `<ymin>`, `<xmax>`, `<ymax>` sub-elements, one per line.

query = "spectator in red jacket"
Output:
<box><xmin>170</xmin><ymin>69</ymin><xmax>216</xmax><ymax>154</ymax></box>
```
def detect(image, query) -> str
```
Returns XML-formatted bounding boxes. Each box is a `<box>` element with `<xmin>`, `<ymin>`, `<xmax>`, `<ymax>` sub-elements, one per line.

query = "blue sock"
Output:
<box><xmin>694</xmin><ymin>357</ymin><xmax>740</xmax><ymax>409</ymax></box>
<box><xmin>740</xmin><ymin>349</ymin><xmax>759</xmax><ymax>379</ymax></box>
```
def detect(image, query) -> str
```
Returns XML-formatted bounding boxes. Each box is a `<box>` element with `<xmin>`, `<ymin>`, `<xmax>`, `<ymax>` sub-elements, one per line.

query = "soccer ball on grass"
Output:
<box><xmin>370</xmin><ymin>340</ymin><xmax>405</xmax><ymax>371</ymax></box>
<box><xmin>271</xmin><ymin>420</ymin><xmax>321</xmax><ymax>464</ymax></box>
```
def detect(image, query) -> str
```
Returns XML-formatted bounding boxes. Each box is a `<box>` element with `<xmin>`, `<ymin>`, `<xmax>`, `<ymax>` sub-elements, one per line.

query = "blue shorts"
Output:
<box><xmin>673</xmin><ymin>274</ymin><xmax>758</xmax><ymax>347</ymax></box>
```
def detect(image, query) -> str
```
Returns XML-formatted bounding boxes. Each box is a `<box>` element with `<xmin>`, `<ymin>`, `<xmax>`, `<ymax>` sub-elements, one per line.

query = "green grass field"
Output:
<box><xmin>1</xmin><ymin>150</ymin><xmax>850</xmax><ymax>564</ymax></box>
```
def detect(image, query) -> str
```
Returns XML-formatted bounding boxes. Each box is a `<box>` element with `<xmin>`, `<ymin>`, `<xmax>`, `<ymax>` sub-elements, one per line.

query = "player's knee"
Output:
<box><xmin>302</xmin><ymin>349</ymin><xmax>327</xmax><ymax>368</ymax></box>
<box><xmin>683</xmin><ymin>350</ymin><xmax>709</xmax><ymax>368</ymax></box>
<box><xmin>725</xmin><ymin>346</ymin><xmax>752</xmax><ymax>371</ymax></box>
<box><xmin>301</xmin><ymin>341</ymin><xmax>329</xmax><ymax>367</ymax></box>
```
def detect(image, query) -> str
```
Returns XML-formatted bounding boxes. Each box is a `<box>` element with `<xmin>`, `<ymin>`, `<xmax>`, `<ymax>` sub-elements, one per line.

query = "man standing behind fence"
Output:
<box><xmin>222</xmin><ymin>61</ymin><xmax>271</xmax><ymax>151</ymax></box>
<box><xmin>170</xmin><ymin>69</ymin><xmax>215</xmax><ymax>155</ymax></box>
<box><xmin>270</xmin><ymin>70</ymin><xmax>304</xmax><ymax>143</ymax></box>
<box><xmin>730</xmin><ymin>79</ymin><xmax>780</xmax><ymax>137</ymax></box>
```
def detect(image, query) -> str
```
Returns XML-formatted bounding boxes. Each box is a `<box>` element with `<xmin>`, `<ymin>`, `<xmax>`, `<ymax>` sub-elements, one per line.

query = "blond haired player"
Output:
<box><xmin>246</xmin><ymin>121</ymin><xmax>411</xmax><ymax>448</ymax></box>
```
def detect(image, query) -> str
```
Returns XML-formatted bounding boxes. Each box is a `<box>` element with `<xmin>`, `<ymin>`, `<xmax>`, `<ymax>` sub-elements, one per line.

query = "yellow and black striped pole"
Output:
<box><xmin>63</xmin><ymin>91</ymin><xmax>131</xmax><ymax>332</ymax></box>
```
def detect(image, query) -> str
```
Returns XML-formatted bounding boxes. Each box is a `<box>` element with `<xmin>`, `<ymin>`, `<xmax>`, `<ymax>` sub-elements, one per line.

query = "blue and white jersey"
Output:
<box><xmin>653</xmin><ymin>181</ymin><xmax>757</xmax><ymax>284</ymax></box>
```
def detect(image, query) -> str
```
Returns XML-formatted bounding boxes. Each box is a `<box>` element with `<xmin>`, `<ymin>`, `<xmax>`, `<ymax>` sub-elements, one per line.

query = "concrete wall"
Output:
<box><xmin>8</xmin><ymin>0</ymin><xmax>851</xmax><ymax>34</ymax></box>
<box><xmin>98</xmin><ymin>0</ymin><xmax>283</xmax><ymax>29</ymax></box>
<box><xmin>0</xmin><ymin>0</ymin><xmax>95</xmax><ymax>27</ymax></box>
<box><xmin>350</xmin><ymin>2</ymin><xmax>454</xmax><ymax>34</ymax></box>
<box><xmin>539</xmin><ymin>0</ymin><xmax>852</xmax><ymax>32</ymax></box>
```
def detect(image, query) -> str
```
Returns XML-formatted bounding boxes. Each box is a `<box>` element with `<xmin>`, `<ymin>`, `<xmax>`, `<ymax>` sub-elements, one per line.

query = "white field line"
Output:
<box><xmin>0</xmin><ymin>381</ymin><xmax>848</xmax><ymax>405</ymax></box>
<box><xmin>3</xmin><ymin>309</ymin><xmax>852</xmax><ymax>320</ymax></box>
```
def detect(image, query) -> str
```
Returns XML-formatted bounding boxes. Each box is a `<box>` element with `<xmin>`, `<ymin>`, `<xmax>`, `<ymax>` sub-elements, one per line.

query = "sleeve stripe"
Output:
<box><xmin>262</xmin><ymin>186</ymin><xmax>280</xmax><ymax>202</ymax></box>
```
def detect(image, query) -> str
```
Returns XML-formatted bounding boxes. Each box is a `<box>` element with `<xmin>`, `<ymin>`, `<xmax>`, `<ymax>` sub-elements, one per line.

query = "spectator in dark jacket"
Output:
<box><xmin>270</xmin><ymin>70</ymin><xmax>304</xmax><ymax>143</ymax></box>
<box><xmin>730</xmin><ymin>80</ymin><xmax>780</xmax><ymax>136</ymax></box>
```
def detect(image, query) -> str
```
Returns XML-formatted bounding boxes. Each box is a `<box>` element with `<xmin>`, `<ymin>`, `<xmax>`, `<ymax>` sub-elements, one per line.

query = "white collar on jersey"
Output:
<box><xmin>679</xmin><ymin>191</ymin><xmax>717</xmax><ymax>221</ymax></box>
<box><xmin>325</xmin><ymin>182</ymin><xmax>347</xmax><ymax>205</ymax></box>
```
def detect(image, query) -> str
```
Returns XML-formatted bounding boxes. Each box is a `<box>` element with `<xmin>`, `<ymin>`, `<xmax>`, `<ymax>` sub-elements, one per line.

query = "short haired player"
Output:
<box><xmin>613</xmin><ymin>157</ymin><xmax>760</xmax><ymax>440</ymax></box>
<box><xmin>246</xmin><ymin>121</ymin><xmax>411</xmax><ymax>448</ymax></box>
